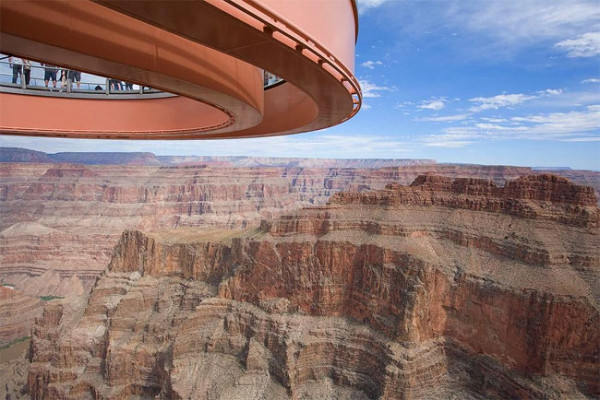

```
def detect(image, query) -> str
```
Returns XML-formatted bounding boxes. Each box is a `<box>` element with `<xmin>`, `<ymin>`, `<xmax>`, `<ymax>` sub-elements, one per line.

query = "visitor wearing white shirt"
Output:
<box><xmin>8</xmin><ymin>55</ymin><xmax>23</xmax><ymax>84</ymax></box>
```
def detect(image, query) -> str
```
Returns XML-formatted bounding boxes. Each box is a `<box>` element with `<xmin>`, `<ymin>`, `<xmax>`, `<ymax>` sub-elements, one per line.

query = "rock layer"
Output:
<box><xmin>27</xmin><ymin>175</ymin><xmax>600</xmax><ymax>399</ymax></box>
<box><xmin>3</xmin><ymin>163</ymin><xmax>598</xmax><ymax>293</ymax></box>
<box><xmin>0</xmin><ymin>286</ymin><xmax>42</xmax><ymax>347</ymax></box>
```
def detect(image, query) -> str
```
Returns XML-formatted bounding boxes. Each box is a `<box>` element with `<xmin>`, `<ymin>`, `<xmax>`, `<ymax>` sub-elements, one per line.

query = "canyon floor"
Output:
<box><xmin>1</xmin><ymin>154</ymin><xmax>599</xmax><ymax>399</ymax></box>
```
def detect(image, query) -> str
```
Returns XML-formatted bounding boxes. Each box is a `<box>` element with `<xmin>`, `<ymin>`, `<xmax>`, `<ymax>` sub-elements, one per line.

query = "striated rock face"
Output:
<box><xmin>0</xmin><ymin>337</ymin><xmax>30</xmax><ymax>399</ymax></box>
<box><xmin>4</xmin><ymin>163</ymin><xmax>599</xmax><ymax>297</ymax></box>
<box><xmin>0</xmin><ymin>286</ymin><xmax>43</xmax><ymax>347</ymax></box>
<box><xmin>3</xmin><ymin>161</ymin><xmax>406</xmax><ymax>345</ymax></box>
<box><xmin>3</xmin><ymin>162</ymin><xmax>561</xmax><ymax>296</ymax></box>
<box><xmin>333</xmin><ymin>174</ymin><xmax>599</xmax><ymax>228</ymax></box>
<box><xmin>27</xmin><ymin>175</ymin><xmax>600</xmax><ymax>399</ymax></box>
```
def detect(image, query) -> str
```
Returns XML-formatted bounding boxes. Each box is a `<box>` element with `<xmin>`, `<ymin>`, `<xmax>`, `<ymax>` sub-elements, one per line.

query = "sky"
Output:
<box><xmin>1</xmin><ymin>0</ymin><xmax>599</xmax><ymax>170</ymax></box>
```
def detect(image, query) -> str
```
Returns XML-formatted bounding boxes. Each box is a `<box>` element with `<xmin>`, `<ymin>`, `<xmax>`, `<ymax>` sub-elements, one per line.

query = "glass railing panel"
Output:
<box><xmin>264</xmin><ymin>71</ymin><xmax>284</xmax><ymax>88</ymax></box>
<box><xmin>0</xmin><ymin>55</ymin><xmax>152</xmax><ymax>95</ymax></box>
<box><xmin>0</xmin><ymin>54</ymin><xmax>286</xmax><ymax>96</ymax></box>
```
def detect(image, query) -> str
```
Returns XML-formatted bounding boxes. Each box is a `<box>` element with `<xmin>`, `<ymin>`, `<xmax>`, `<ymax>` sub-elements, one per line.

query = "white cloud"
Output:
<box><xmin>555</xmin><ymin>32</ymin><xmax>600</xmax><ymax>57</ymax></box>
<box><xmin>0</xmin><ymin>133</ymin><xmax>414</xmax><ymax>159</ymax></box>
<box><xmin>423</xmin><ymin>104</ymin><xmax>600</xmax><ymax>145</ymax></box>
<box><xmin>424</xmin><ymin>141</ymin><xmax>473</xmax><ymax>148</ymax></box>
<box><xmin>357</xmin><ymin>0</ymin><xmax>392</xmax><ymax>14</ymax></box>
<box><xmin>358</xmin><ymin>79</ymin><xmax>392</xmax><ymax>98</ymax></box>
<box><xmin>467</xmin><ymin>90</ymin><xmax>561</xmax><ymax>112</ymax></box>
<box><xmin>474</xmin><ymin>123</ymin><xmax>528</xmax><ymax>131</ymax></box>
<box><xmin>361</xmin><ymin>103</ymin><xmax>372</xmax><ymax>109</ymax></box>
<box><xmin>538</xmin><ymin>89</ymin><xmax>564</xmax><ymax>96</ymax></box>
<box><xmin>361</xmin><ymin>60</ymin><xmax>382</xmax><ymax>70</ymax></box>
<box><xmin>559</xmin><ymin>137</ymin><xmax>600</xmax><ymax>142</ymax></box>
<box><xmin>530</xmin><ymin>90</ymin><xmax>600</xmax><ymax>108</ymax></box>
<box><xmin>394</xmin><ymin>101</ymin><xmax>414</xmax><ymax>109</ymax></box>
<box><xmin>243</xmin><ymin>134</ymin><xmax>413</xmax><ymax>157</ymax></box>
<box><xmin>582</xmin><ymin>78</ymin><xmax>600</xmax><ymax>84</ymax></box>
<box><xmin>455</xmin><ymin>1</ymin><xmax>600</xmax><ymax>48</ymax></box>
<box><xmin>415</xmin><ymin>89</ymin><xmax>566</xmax><ymax>123</ymax></box>
<box><xmin>480</xmin><ymin>117</ymin><xmax>508</xmax><ymax>123</ymax></box>
<box><xmin>509</xmin><ymin>105</ymin><xmax>600</xmax><ymax>136</ymax></box>
<box><xmin>377</xmin><ymin>1</ymin><xmax>600</xmax><ymax>58</ymax></box>
<box><xmin>469</xmin><ymin>93</ymin><xmax>536</xmax><ymax>112</ymax></box>
<box><xmin>418</xmin><ymin>99</ymin><xmax>446</xmax><ymax>110</ymax></box>
<box><xmin>420</xmin><ymin>114</ymin><xmax>468</xmax><ymax>122</ymax></box>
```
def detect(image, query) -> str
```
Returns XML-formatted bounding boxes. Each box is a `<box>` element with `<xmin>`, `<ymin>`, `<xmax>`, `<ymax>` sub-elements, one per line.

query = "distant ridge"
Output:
<box><xmin>157</xmin><ymin>155</ymin><xmax>437</xmax><ymax>168</ymax></box>
<box><xmin>49</xmin><ymin>151</ymin><xmax>163</xmax><ymax>166</ymax></box>
<box><xmin>532</xmin><ymin>167</ymin><xmax>573</xmax><ymax>171</ymax></box>
<box><xmin>0</xmin><ymin>148</ymin><xmax>54</xmax><ymax>163</ymax></box>
<box><xmin>0</xmin><ymin>148</ymin><xmax>436</xmax><ymax>168</ymax></box>
<box><xmin>0</xmin><ymin>148</ymin><xmax>163</xmax><ymax>166</ymax></box>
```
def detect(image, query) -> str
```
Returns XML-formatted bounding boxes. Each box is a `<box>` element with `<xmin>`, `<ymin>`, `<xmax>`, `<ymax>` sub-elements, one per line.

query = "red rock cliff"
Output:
<box><xmin>26</xmin><ymin>175</ymin><xmax>599</xmax><ymax>399</ymax></box>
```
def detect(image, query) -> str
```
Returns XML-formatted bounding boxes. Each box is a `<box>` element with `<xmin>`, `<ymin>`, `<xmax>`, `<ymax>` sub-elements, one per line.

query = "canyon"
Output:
<box><xmin>2</xmin><ymin>157</ymin><xmax>598</xmax><ymax>298</ymax></box>
<box><xmin>1</xmin><ymin>149</ymin><xmax>599</xmax><ymax>398</ymax></box>
<box><xmin>21</xmin><ymin>174</ymin><xmax>600</xmax><ymax>399</ymax></box>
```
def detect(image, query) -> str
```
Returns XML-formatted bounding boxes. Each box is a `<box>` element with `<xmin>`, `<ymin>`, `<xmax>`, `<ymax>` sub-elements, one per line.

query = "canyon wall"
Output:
<box><xmin>2</xmin><ymin>162</ymin><xmax>558</xmax><ymax>290</ymax></box>
<box><xmin>1</xmin><ymin>161</ymin><xmax>599</xmax><ymax>349</ymax></box>
<box><xmin>25</xmin><ymin>175</ymin><xmax>599</xmax><ymax>399</ymax></box>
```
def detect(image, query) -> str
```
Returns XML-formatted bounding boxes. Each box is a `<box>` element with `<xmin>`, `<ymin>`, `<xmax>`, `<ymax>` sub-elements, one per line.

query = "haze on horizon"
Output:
<box><xmin>1</xmin><ymin>0</ymin><xmax>599</xmax><ymax>170</ymax></box>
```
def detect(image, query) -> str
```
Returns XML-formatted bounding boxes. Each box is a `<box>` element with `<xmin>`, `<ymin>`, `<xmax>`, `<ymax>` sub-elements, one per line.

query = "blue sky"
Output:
<box><xmin>1</xmin><ymin>0</ymin><xmax>599</xmax><ymax>169</ymax></box>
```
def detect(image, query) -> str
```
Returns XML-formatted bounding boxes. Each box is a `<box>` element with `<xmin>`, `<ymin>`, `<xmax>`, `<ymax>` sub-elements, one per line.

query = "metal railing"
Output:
<box><xmin>0</xmin><ymin>56</ymin><xmax>284</xmax><ymax>99</ymax></box>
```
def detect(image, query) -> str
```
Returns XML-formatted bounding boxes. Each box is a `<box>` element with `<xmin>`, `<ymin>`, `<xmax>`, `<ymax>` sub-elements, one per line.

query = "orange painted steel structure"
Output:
<box><xmin>0</xmin><ymin>0</ymin><xmax>361</xmax><ymax>139</ymax></box>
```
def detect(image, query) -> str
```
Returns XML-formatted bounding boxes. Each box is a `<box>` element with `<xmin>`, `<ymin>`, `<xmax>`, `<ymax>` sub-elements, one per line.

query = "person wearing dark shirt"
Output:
<box><xmin>42</xmin><ymin>63</ymin><xmax>58</xmax><ymax>88</ymax></box>
<box><xmin>68</xmin><ymin>70</ymin><xmax>82</xmax><ymax>88</ymax></box>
